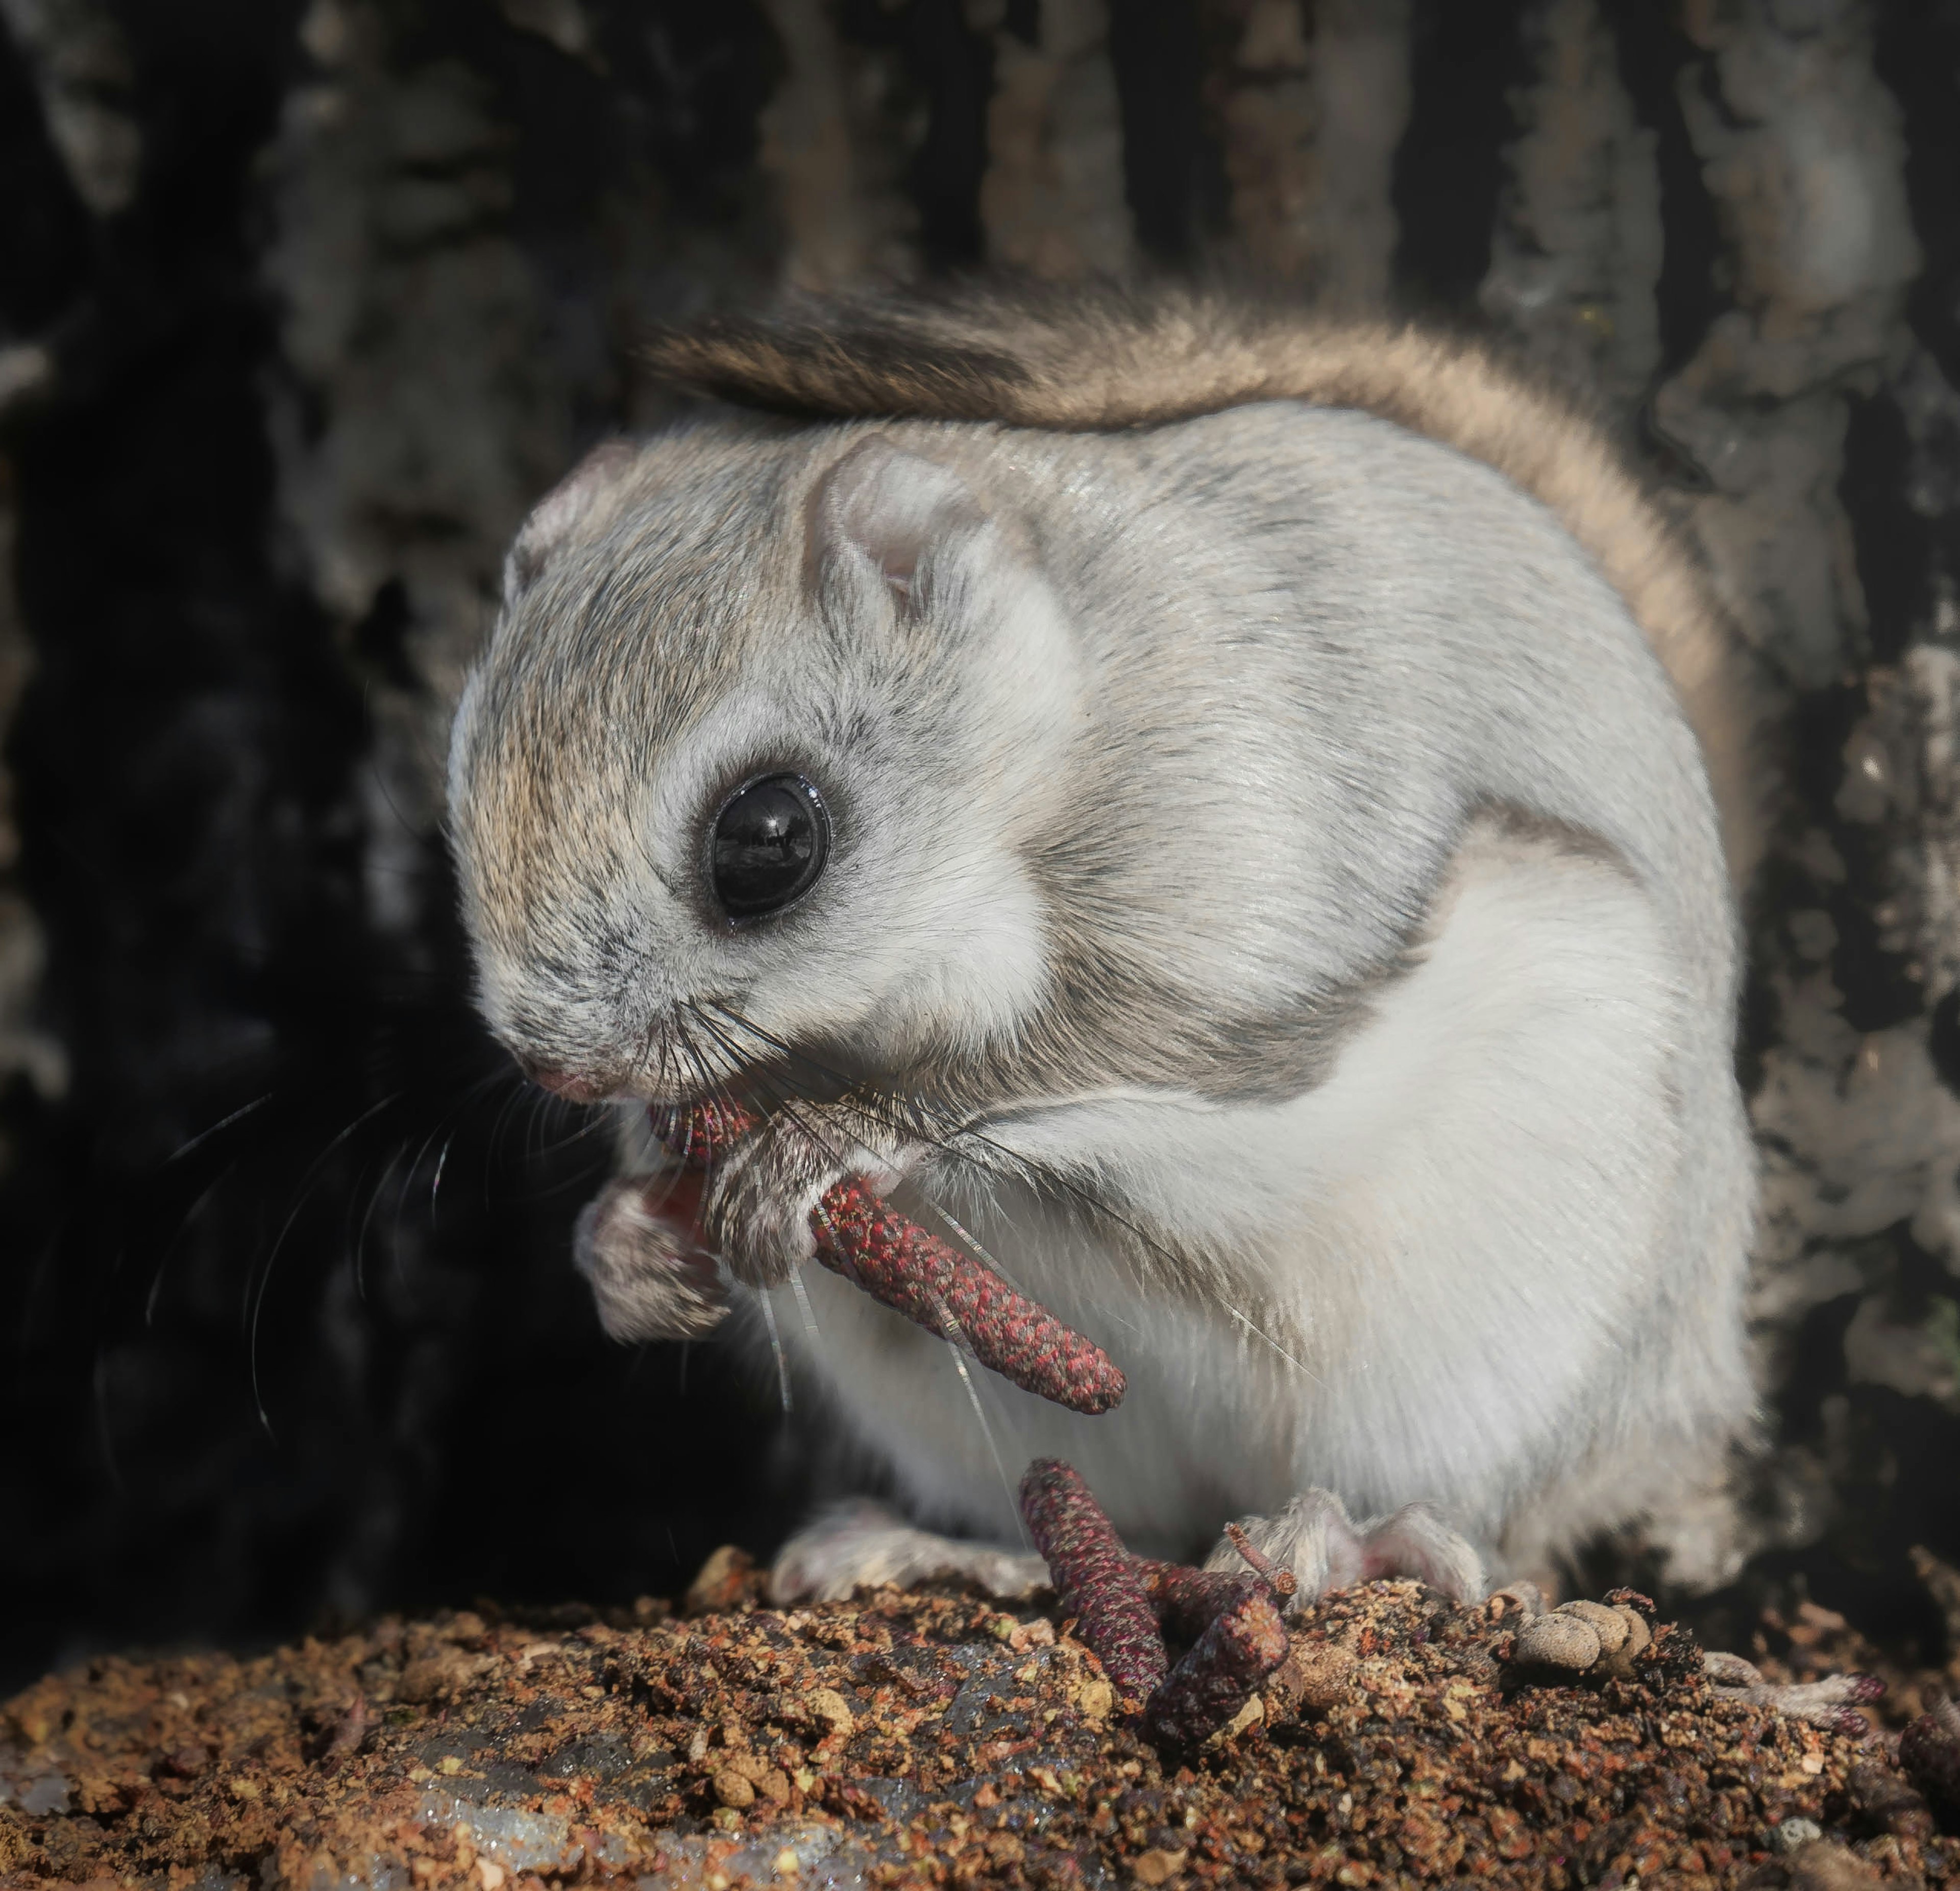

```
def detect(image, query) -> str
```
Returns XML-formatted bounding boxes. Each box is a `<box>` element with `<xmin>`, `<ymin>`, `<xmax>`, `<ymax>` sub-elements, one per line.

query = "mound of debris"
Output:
<box><xmin>3</xmin><ymin>1564</ymin><xmax>1954</xmax><ymax>1889</ymax></box>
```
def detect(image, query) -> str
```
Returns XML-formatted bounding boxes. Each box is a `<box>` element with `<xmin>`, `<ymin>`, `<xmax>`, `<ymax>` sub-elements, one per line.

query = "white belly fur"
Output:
<box><xmin>751</xmin><ymin>818</ymin><xmax>1748</xmax><ymax>1569</ymax></box>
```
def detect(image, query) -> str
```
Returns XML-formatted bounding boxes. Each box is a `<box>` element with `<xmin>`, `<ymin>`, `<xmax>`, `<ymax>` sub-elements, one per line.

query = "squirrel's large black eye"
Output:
<box><xmin>710</xmin><ymin>773</ymin><xmax>829</xmax><ymax>919</ymax></box>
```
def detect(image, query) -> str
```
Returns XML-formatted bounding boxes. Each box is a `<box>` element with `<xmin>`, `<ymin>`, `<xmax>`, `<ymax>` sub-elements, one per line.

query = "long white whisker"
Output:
<box><xmin>788</xmin><ymin>1264</ymin><xmax>822</xmax><ymax>1346</ymax></box>
<box><xmin>945</xmin><ymin>1118</ymin><xmax>1309</xmax><ymax>1378</ymax></box>
<box><xmin>354</xmin><ymin>1144</ymin><xmax>406</xmax><ymax>1305</ymax></box>
<box><xmin>687</xmin><ymin>1008</ymin><xmax>1036</xmax><ymax>1535</ymax></box>
<box><xmin>757</xmin><ymin>1287</ymin><xmax>792</xmax><ymax>1414</ymax></box>
<box><xmin>247</xmin><ymin>1088</ymin><xmax>402</xmax><ymax>1438</ymax></box>
<box><xmin>927</xmin><ymin>1287</ymin><xmax>1027</xmax><ymax>1550</ymax></box>
<box><xmin>1215</xmin><ymin>1298</ymin><xmax>1322</xmax><ymax>1386</ymax></box>
<box><xmin>910</xmin><ymin>1197</ymin><xmax>1030</xmax><ymax>1296</ymax></box>
<box><xmin>145</xmin><ymin>1166</ymin><xmax>234</xmax><ymax>1325</ymax></box>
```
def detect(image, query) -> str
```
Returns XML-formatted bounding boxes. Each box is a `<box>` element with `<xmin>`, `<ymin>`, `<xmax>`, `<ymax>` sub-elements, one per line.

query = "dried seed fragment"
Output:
<box><xmin>1768</xmin><ymin>1816</ymin><xmax>1823</xmax><ymax>1854</ymax></box>
<box><xmin>803</xmin><ymin>1688</ymin><xmax>854</xmax><ymax>1739</ymax></box>
<box><xmin>1263</xmin><ymin>1638</ymin><xmax>1357</xmax><ymax>1718</ymax></box>
<box><xmin>321</xmin><ymin>1695</ymin><xmax>368</xmax><ymax>1768</ymax></box>
<box><xmin>1609</xmin><ymin>1604</ymin><xmax>1650</xmax><ymax>1667</ymax></box>
<box><xmin>684</xmin><ymin>1545</ymin><xmax>761</xmax><ymax>1616</ymax></box>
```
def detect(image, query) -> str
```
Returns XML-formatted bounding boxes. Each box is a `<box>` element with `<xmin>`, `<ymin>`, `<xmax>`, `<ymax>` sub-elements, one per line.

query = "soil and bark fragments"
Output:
<box><xmin>4</xmin><ymin>1576</ymin><xmax>1953</xmax><ymax>1890</ymax></box>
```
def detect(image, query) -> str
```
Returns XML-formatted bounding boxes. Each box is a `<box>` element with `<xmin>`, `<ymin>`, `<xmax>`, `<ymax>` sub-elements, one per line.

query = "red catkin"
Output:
<box><xmin>647</xmin><ymin>1097</ymin><xmax>757</xmax><ymax>1168</ymax></box>
<box><xmin>1223</xmin><ymin>1520</ymin><xmax>1299</xmax><ymax>1599</ymax></box>
<box><xmin>1135</xmin><ymin>1560</ymin><xmax>1267</xmax><ymax>1645</ymax></box>
<box><xmin>1143</xmin><ymin>1586</ymin><xmax>1291</xmax><ymax>1748</ymax></box>
<box><xmin>1136</xmin><ymin>1526</ymin><xmax>1298</xmax><ymax>1644</ymax></box>
<box><xmin>647</xmin><ymin>1102</ymin><xmax>1127</xmax><ymax>1416</ymax></box>
<box><xmin>812</xmin><ymin>1178</ymin><xmax>1126</xmax><ymax>1415</ymax></box>
<box><xmin>1019</xmin><ymin>1459</ymin><xmax>1169</xmax><ymax>1706</ymax></box>
<box><xmin>1900</xmin><ymin>1700</ymin><xmax>1960</xmax><ymax>1826</ymax></box>
<box><xmin>1020</xmin><ymin>1458</ymin><xmax>1297</xmax><ymax>1748</ymax></box>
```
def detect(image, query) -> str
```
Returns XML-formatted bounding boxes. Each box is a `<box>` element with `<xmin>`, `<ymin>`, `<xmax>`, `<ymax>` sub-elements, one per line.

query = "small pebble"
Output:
<box><xmin>1266</xmin><ymin>1640</ymin><xmax>1357</xmax><ymax>1718</ymax></box>
<box><xmin>804</xmin><ymin>1687</ymin><xmax>854</xmax><ymax>1738</ymax></box>
<box><xmin>1768</xmin><ymin>1816</ymin><xmax>1823</xmax><ymax>1854</ymax></box>
<box><xmin>685</xmin><ymin>1544</ymin><xmax>759</xmax><ymax>1616</ymax></box>
<box><xmin>1513</xmin><ymin>1612</ymin><xmax>1601</xmax><ymax>1672</ymax></box>
<box><xmin>711</xmin><ymin>1767</ymin><xmax>755</xmax><ymax>1809</ymax></box>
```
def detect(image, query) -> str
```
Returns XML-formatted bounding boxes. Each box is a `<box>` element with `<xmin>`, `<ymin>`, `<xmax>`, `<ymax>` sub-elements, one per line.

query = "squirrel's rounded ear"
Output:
<box><xmin>810</xmin><ymin>437</ymin><xmax>988</xmax><ymax>602</ymax></box>
<box><xmin>503</xmin><ymin>440</ymin><xmax>641</xmax><ymax>607</ymax></box>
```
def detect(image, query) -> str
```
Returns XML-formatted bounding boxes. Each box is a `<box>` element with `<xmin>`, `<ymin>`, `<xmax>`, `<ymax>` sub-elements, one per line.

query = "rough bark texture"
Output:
<box><xmin>1</xmin><ymin>0</ymin><xmax>1957</xmax><ymax>1693</ymax></box>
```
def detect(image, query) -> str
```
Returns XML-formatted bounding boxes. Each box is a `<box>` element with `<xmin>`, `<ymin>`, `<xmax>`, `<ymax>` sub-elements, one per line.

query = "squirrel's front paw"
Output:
<box><xmin>1206</xmin><ymin>1489</ymin><xmax>1486</xmax><ymax>1608</ymax></box>
<box><xmin>701</xmin><ymin>1100</ymin><xmax>910</xmax><ymax>1286</ymax></box>
<box><xmin>574</xmin><ymin>1175</ymin><xmax>728</xmax><ymax>1341</ymax></box>
<box><xmin>771</xmin><ymin>1500</ymin><xmax>1047</xmax><ymax>1605</ymax></box>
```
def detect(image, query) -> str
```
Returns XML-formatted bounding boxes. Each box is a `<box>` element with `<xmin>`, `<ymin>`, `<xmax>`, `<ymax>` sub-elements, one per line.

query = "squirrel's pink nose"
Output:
<box><xmin>523</xmin><ymin>1061</ymin><xmax>612</xmax><ymax>1102</ymax></box>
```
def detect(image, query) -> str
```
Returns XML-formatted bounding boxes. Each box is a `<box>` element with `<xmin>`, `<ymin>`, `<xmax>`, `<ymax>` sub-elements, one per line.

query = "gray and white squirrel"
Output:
<box><xmin>445</xmin><ymin>286</ymin><xmax>1762</xmax><ymax>1605</ymax></box>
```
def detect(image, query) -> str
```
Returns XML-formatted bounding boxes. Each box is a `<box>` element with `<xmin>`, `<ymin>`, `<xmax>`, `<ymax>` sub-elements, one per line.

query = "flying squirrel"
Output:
<box><xmin>446</xmin><ymin>286</ymin><xmax>1762</xmax><ymax>1605</ymax></box>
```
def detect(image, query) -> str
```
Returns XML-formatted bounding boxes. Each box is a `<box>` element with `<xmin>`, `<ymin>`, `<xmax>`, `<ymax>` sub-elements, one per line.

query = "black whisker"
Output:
<box><xmin>425</xmin><ymin>1130</ymin><xmax>458</xmax><ymax>1241</ymax></box>
<box><xmin>142</xmin><ymin>1162</ymin><xmax>237</xmax><ymax>1327</ymax></box>
<box><xmin>352</xmin><ymin>1143</ymin><xmax>408</xmax><ymax>1305</ymax></box>
<box><xmin>247</xmin><ymin>1088</ymin><xmax>404</xmax><ymax>1438</ymax></box>
<box><xmin>162</xmin><ymin>1092</ymin><xmax>275</xmax><ymax>1169</ymax></box>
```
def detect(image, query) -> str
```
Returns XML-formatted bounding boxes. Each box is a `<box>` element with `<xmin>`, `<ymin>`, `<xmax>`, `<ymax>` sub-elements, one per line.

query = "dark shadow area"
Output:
<box><xmin>0</xmin><ymin>0</ymin><xmax>784</xmax><ymax>1697</ymax></box>
<box><xmin>1391</xmin><ymin>0</ymin><xmax>1530</xmax><ymax>313</ymax></box>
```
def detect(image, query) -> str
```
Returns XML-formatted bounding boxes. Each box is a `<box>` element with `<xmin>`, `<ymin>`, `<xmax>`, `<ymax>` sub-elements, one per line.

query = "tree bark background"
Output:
<box><xmin>0</xmin><ymin>0</ymin><xmax>1956</xmax><ymax>1690</ymax></box>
